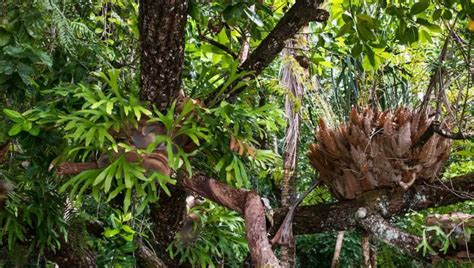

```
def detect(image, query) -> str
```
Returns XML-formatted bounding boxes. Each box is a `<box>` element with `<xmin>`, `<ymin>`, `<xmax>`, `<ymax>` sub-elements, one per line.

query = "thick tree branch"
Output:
<box><xmin>204</xmin><ymin>0</ymin><xmax>329</xmax><ymax>105</ymax></box>
<box><xmin>150</xmin><ymin>185</ymin><xmax>187</xmax><ymax>266</ymax></box>
<box><xmin>275</xmin><ymin>173</ymin><xmax>474</xmax><ymax>235</ymax></box>
<box><xmin>240</xmin><ymin>1</ymin><xmax>327</xmax><ymax>74</ymax></box>
<box><xmin>180</xmin><ymin>172</ymin><xmax>280</xmax><ymax>267</ymax></box>
<box><xmin>355</xmin><ymin>208</ymin><xmax>424</xmax><ymax>260</ymax></box>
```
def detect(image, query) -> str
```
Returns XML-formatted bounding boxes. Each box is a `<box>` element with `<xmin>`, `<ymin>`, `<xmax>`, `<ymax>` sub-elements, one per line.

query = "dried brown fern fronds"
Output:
<box><xmin>308</xmin><ymin>107</ymin><xmax>451</xmax><ymax>200</ymax></box>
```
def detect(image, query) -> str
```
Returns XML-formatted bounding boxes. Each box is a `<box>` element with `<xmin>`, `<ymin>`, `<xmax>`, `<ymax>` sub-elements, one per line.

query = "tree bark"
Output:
<box><xmin>240</xmin><ymin>0</ymin><xmax>328</xmax><ymax>75</ymax></box>
<box><xmin>356</xmin><ymin>209</ymin><xmax>424</xmax><ymax>260</ymax></box>
<box><xmin>279</xmin><ymin>37</ymin><xmax>306</xmax><ymax>267</ymax></box>
<box><xmin>138</xmin><ymin>1</ymin><xmax>189</xmax><ymax>265</ymax></box>
<box><xmin>149</xmin><ymin>185</ymin><xmax>188</xmax><ymax>266</ymax></box>
<box><xmin>135</xmin><ymin>238</ymin><xmax>167</xmax><ymax>268</ymax></box>
<box><xmin>274</xmin><ymin>173</ymin><xmax>474</xmax><ymax>234</ymax></box>
<box><xmin>139</xmin><ymin>0</ymin><xmax>188</xmax><ymax>110</ymax></box>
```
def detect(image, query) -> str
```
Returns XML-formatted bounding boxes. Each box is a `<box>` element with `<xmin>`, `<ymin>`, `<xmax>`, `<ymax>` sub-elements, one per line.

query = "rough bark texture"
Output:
<box><xmin>274</xmin><ymin>173</ymin><xmax>474</xmax><ymax>235</ymax></box>
<box><xmin>139</xmin><ymin>0</ymin><xmax>188</xmax><ymax>110</ymax></box>
<box><xmin>181</xmin><ymin>172</ymin><xmax>472</xmax><ymax>266</ymax></box>
<box><xmin>181</xmin><ymin>172</ymin><xmax>280</xmax><ymax>267</ymax></box>
<box><xmin>45</xmin><ymin>221</ymin><xmax>97</xmax><ymax>267</ymax></box>
<box><xmin>138</xmin><ymin>1</ymin><xmax>189</xmax><ymax>265</ymax></box>
<box><xmin>135</xmin><ymin>239</ymin><xmax>167</xmax><ymax>268</ymax></box>
<box><xmin>244</xmin><ymin>192</ymin><xmax>281</xmax><ymax>267</ymax></box>
<box><xmin>150</xmin><ymin>185</ymin><xmax>188</xmax><ymax>266</ymax></box>
<box><xmin>356</xmin><ymin>210</ymin><xmax>422</xmax><ymax>260</ymax></box>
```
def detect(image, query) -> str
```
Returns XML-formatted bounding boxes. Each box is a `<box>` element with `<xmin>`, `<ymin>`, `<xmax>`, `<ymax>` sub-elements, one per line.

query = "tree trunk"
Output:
<box><xmin>139</xmin><ymin>0</ymin><xmax>188</xmax><ymax>111</ymax></box>
<box><xmin>150</xmin><ymin>185</ymin><xmax>188</xmax><ymax>266</ymax></box>
<box><xmin>138</xmin><ymin>0</ymin><xmax>189</xmax><ymax>265</ymax></box>
<box><xmin>280</xmin><ymin>34</ymin><xmax>307</xmax><ymax>267</ymax></box>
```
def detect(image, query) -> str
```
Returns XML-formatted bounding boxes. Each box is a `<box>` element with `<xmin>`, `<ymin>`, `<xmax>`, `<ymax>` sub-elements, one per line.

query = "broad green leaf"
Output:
<box><xmin>3</xmin><ymin>109</ymin><xmax>23</xmax><ymax>122</ymax></box>
<box><xmin>244</xmin><ymin>7</ymin><xmax>264</xmax><ymax>27</ymax></box>
<box><xmin>104</xmin><ymin>228</ymin><xmax>120</xmax><ymax>238</ymax></box>
<box><xmin>410</xmin><ymin>0</ymin><xmax>430</xmax><ymax>15</ymax></box>
<box><xmin>336</xmin><ymin>21</ymin><xmax>353</xmax><ymax>37</ymax></box>
<box><xmin>8</xmin><ymin>124</ymin><xmax>22</xmax><ymax>136</ymax></box>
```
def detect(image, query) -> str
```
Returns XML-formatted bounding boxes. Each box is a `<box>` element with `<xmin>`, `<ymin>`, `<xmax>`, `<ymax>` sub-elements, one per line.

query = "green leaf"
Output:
<box><xmin>3</xmin><ymin>109</ymin><xmax>24</xmax><ymax>122</ymax></box>
<box><xmin>386</xmin><ymin>6</ymin><xmax>405</xmax><ymax>17</ymax></box>
<box><xmin>3</xmin><ymin>45</ymin><xmax>24</xmax><ymax>57</ymax></box>
<box><xmin>104</xmin><ymin>161</ymin><xmax>118</xmax><ymax>193</ymax></box>
<box><xmin>357</xmin><ymin>22</ymin><xmax>375</xmax><ymax>41</ymax></box>
<box><xmin>244</xmin><ymin>7</ymin><xmax>264</xmax><ymax>27</ymax></box>
<box><xmin>121</xmin><ymin>225</ymin><xmax>135</xmax><ymax>234</ymax></box>
<box><xmin>223</xmin><ymin>4</ymin><xmax>244</xmax><ymax>24</ymax></box>
<box><xmin>0</xmin><ymin>29</ymin><xmax>10</xmax><ymax>47</ymax></box>
<box><xmin>106</xmin><ymin>185</ymin><xmax>125</xmax><ymax>202</ymax></box>
<box><xmin>336</xmin><ymin>21</ymin><xmax>353</xmax><ymax>37</ymax></box>
<box><xmin>0</xmin><ymin>60</ymin><xmax>14</xmax><ymax>75</ymax></box>
<box><xmin>432</xmin><ymin>9</ymin><xmax>443</xmax><ymax>20</ymax></box>
<box><xmin>410</xmin><ymin>0</ymin><xmax>430</xmax><ymax>15</ymax></box>
<box><xmin>442</xmin><ymin>10</ymin><xmax>452</xmax><ymax>20</ymax></box>
<box><xmin>28</xmin><ymin>126</ymin><xmax>40</xmax><ymax>136</ymax></box>
<box><xmin>8</xmin><ymin>123</ymin><xmax>23</xmax><ymax>136</ymax></box>
<box><xmin>123</xmin><ymin>188</ymin><xmax>131</xmax><ymax>212</ymax></box>
<box><xmin>104</xmin><ymin>228</ymin><xmax>120</xmax><ymax>238</ymax></box>
<box><xmin>420</xmin><ymin>29</ymin><xmax>433</xmax><ymax>43</ymax></box>
<box><xmin>93</xmin><ymin>168</ymin><xmax>109</xmax><ymax>186</ymax></box>
<box><xmin>124</xmin><ymin>168</ymin><xmax>133</xmax><ymax>188</ymax></box>
<box><xmin>84</xmin><ymin>127</ymin><xmax>96</xmax><ymax>146</ymax></box>
<box><xmin>356</xmin><ymin>14</ymin><xmax>375</xmax><ymax>28</ymax></box>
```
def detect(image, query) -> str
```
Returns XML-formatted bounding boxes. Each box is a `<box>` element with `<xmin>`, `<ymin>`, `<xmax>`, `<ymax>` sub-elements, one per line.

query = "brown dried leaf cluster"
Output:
<box><xmin>308</xmin><ymin>107</ymin><xmax>451</xmax><ymax>200</ymax></box>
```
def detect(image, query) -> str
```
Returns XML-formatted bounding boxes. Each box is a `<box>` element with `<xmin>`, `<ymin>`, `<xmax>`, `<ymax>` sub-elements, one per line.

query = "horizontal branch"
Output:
<box><xmin>56</xmin><ymin>164</ymin><xmax>472</xmax><ymax>262</ymax></box>
<box><xmin>275</xmin><ymin>173</ymin><xmax>474</xmax><ymax>235</ymax></box>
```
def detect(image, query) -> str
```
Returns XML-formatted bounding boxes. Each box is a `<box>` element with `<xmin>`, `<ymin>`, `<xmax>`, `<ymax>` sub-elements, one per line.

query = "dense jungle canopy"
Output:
<box><xmin>0</xmin><ymin>0</ymin><xmax>473</xmax><ymax>267</ymax></box>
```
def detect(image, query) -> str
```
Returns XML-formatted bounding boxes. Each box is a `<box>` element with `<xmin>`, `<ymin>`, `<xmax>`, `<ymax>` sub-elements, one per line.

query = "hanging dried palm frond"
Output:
<box><xmin>308</xmin><ymin>107</ymin><xmax>451</xmax><ymax>200</ymax></box>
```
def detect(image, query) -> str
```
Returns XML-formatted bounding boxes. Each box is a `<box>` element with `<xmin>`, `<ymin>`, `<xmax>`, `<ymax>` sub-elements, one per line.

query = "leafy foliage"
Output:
<box><xmin>0</xmin><ymin>0</ymin><xmax>473</xmax><ymax>266</ymax></box>
<box><xmin>168</xmin><ymin>200</ymin><xmax>248</xmax><ymax>267</ymax></box>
